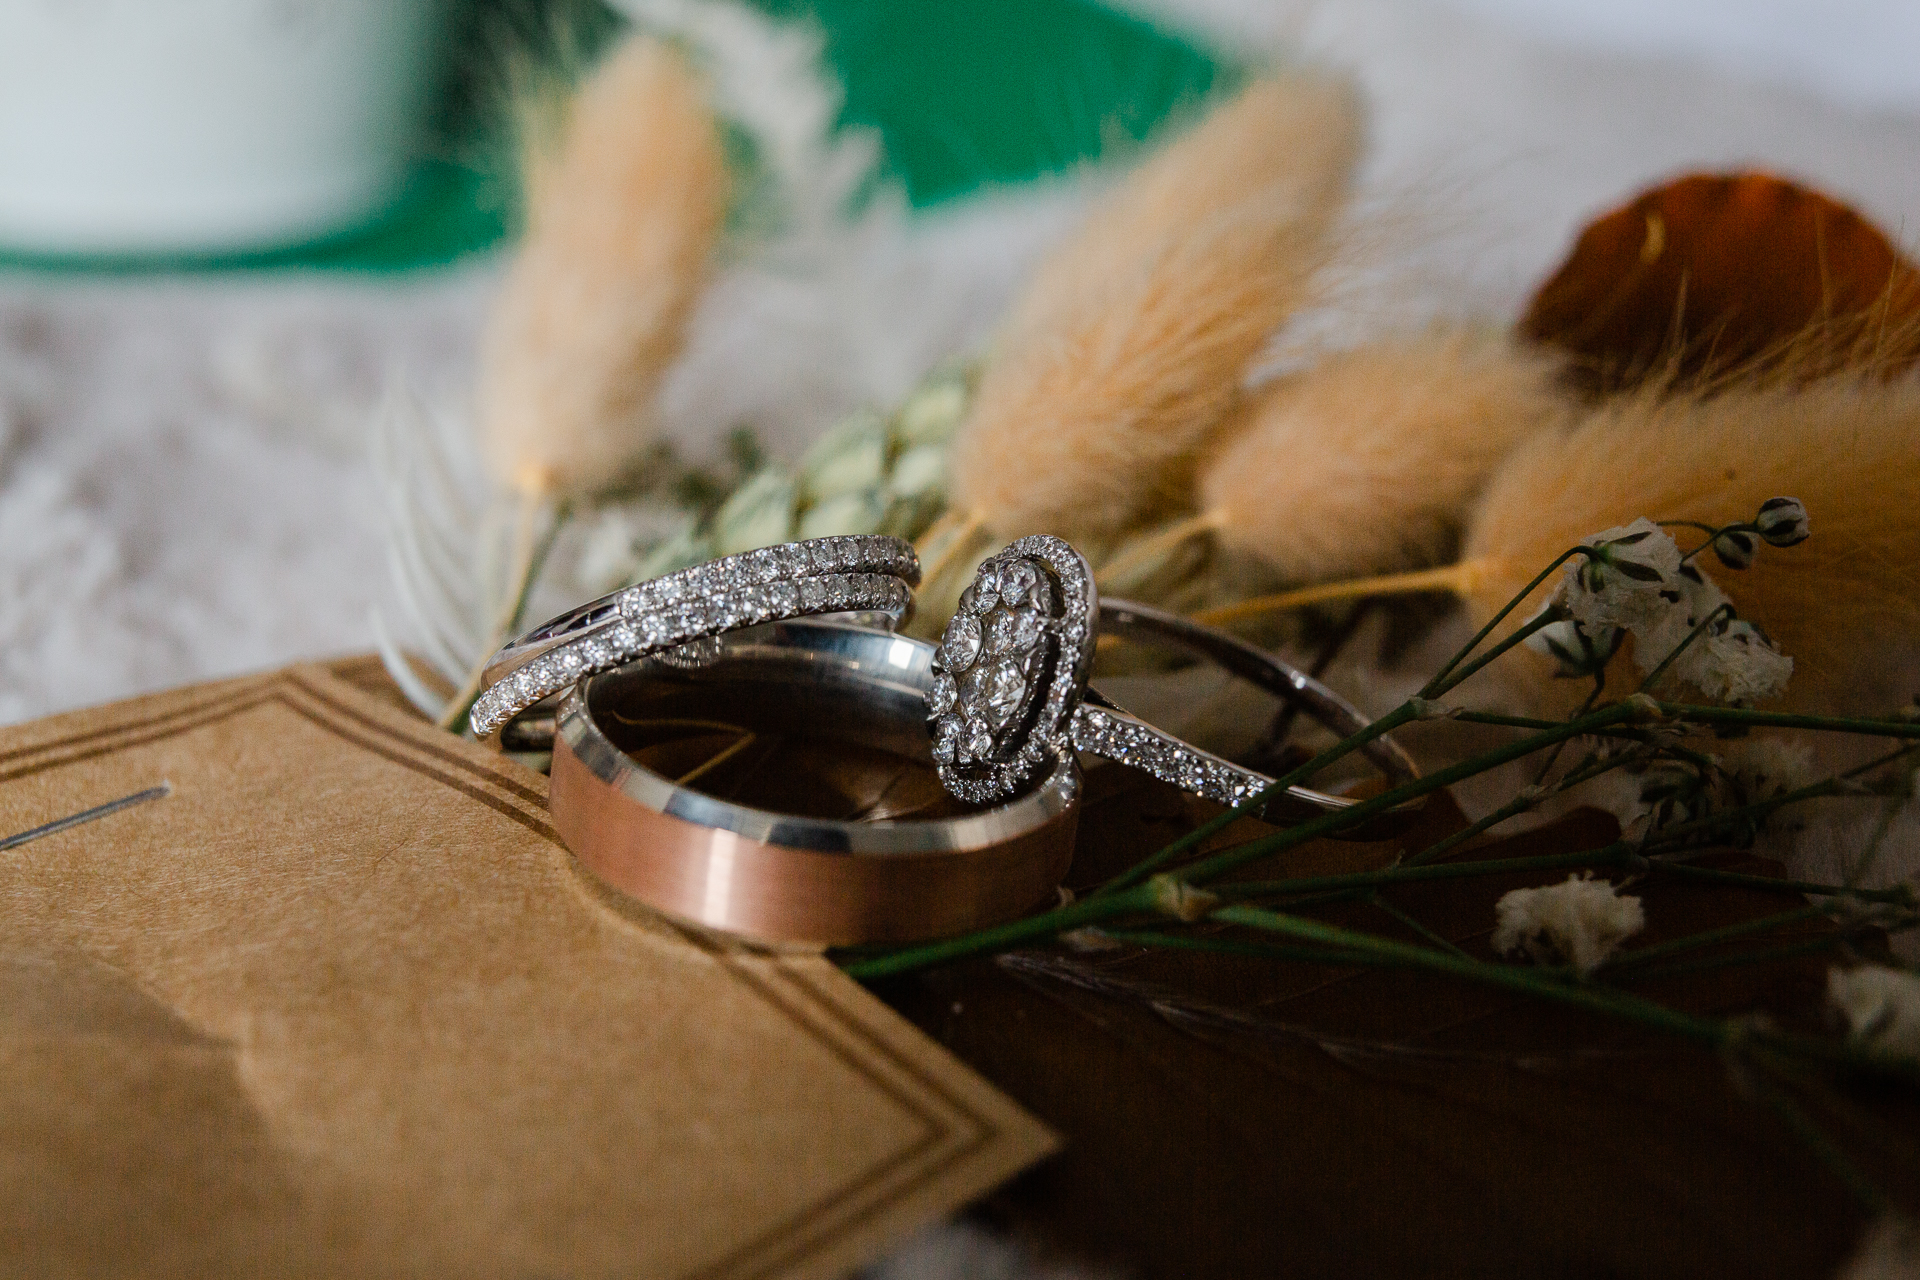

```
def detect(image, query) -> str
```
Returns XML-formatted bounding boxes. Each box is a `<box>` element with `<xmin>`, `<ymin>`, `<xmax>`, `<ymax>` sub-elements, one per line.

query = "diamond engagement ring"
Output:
<box><xmin>471</xmin><ymin>535</ymin><xmax>920</xmax><ymax>739</ymax></box>
<box><xmin>928</xmin><ymin>536</ymin><xmax>1422</xmax><ymax>833</ymax></box>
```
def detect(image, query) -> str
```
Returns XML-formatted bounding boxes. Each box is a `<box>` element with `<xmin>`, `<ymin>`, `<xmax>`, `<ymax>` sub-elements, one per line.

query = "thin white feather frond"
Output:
<box><xmin>370</xmin><ymin>386</ymin><xmax>493</xmax><ymax>715</ymax></box>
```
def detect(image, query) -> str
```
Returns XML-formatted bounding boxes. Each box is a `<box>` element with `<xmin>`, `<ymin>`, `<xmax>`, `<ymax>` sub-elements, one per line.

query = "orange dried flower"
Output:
<box><xmin>1520</xmin><ymin>171</ymin><xmax>1920</xmax><ymax>392</ymax></box>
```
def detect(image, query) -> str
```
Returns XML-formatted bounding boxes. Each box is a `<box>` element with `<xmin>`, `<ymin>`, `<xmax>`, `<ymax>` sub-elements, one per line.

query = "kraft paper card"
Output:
<box><xmin>0</xmin><ymin>663</ymin><xmax>1053</xmax><ymax>1278</ymax></box>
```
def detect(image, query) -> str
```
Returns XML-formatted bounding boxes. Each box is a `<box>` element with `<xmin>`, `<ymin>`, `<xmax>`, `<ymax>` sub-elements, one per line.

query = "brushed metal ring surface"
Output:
<box><xmin>549</xmin><ymin>621</ymin><xmax>1079</xmax><ymax>945</ymax></box>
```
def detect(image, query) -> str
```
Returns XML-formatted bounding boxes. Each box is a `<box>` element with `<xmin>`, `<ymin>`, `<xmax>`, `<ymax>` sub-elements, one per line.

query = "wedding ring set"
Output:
<box><xmin>479</xmin><ymin>533</ymin><xmax>1420</xmax><ymax>945</ymax></box>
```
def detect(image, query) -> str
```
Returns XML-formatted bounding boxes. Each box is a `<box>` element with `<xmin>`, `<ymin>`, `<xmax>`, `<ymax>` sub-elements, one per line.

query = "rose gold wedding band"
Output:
<box><xmin>548</xmin><ymin>622</ymin><xmax>1080</xmax><ymax>945</ymax></box>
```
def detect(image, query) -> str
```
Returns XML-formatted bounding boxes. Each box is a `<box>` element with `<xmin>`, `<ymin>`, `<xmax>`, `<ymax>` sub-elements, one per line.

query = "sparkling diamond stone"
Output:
<box><xmin>987</xmin><ymin>608</ymin><xmax>1044</xmax><ymax>654</ymax></box>
<box><xmin>962</xmin><ymin>716</ymin><xmax>993</xmax><ymax>760</ymax></box>
<box><xmin>984</xmin><ymin>662</ymin><xmax>1026</xmax><ymax>724</ymax></box>
<box><xmin>928</xmin><ymin>673</ymin><xmax>958</xmax><ymax>716</ymax></box>
<box><xmin>998</xmin><ymin>558</ymin><xmax>1037</xmax><ymax>605</ymax></box>
<box><xmin>768</xmin><ymin>581</ymin><xmax>800</xmax><ymax>612</ymax></box>
<box><xmin>798</xmin><ymin>578</ymin><xmax>827</xmax><ymax>609</ymax></box>
<box><xmin>931</xmin><ymin>714</ymin><xmax>961</xmax><ymax>764</ymax></box>
<box><xmin>939</xmin><ymin>614</ymin><xmax>983</xmax><ymax>671</ymax></box>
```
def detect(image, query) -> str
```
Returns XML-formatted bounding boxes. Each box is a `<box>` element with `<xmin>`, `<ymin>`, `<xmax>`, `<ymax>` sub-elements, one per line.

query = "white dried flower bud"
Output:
<box><xmin>1709</xmin><ymin>528</ymin><xmax>1758</xmax><ymax>571</ymax></box>
<box><xmin>1828</xmin><ymin>965</ymin><xmax>1920</xmax><ymax>1057</ymax></box>
<box><xmin>1754</xmin><ymin>496</ymin><xmax>1810</xmax><ymax>547</ymax></box>
<box><xmin>1492</xmin><ymin>874</ymin><xmax>1645</xmax><ymax>975</ymax></box>
<box><xmin>1524</xmin><ymin>612</ymin><xmax>1622</xmax><ymax>678</ymax></box>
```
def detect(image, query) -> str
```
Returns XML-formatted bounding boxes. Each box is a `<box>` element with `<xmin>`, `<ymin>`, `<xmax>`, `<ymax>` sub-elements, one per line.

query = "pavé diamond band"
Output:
<box><xmin>472</xmin><ymin>535</ymin><xmax>920</xmax><ymax>739</ymax></box>
<box><xmin>928</xmin><ymin>536</ymin><xmax>1422</xmax><ymax>835</ymax></box>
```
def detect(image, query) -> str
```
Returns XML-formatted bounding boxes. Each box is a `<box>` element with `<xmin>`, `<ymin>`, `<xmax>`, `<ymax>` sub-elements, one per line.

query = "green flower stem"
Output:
<box><xmin>1210</xmin><ymin>903</ymin><xmax>1725</xmax><ymax>1045</ymax></box>
<box><xmin>1096</xmin><ymin>929</ymin><xmax>1377</xmax><ymax>967</ymax></box>
<box><xmin>1742</xmin><ymin>1052</ymin><xmax>1892</xmax><ymax>1214</ymax></box>
<box><xmin>1648</xmin><ymin>862</ymin><xmax>1917</xmax><ymax>906</ymax></box>
<box><xmin>1211</xmin><ymin>904</ymin><xmax>1920</xmax><ymax>1084</ymax></box>
<box><xmin>1424</xmin><ymin>609</ymin><xmax>1558</xmax><ymax>699</ymax></box>
<box><xmin>1619</xmin><ymin>935</ymin><xmax>1860</xmax><ymax>984</ymax></box>
<box><xmin>1175</xmin><ymin>702</ymin><xmax>1646</xmax><ymax>890</ymax></box>
<box><xmin>1600</xmin><ymin>905</ymin><xmax>1838</xmax><ymax>975</ymax></box>
<box><xmin>1216</xmin><ymin>845</ymin><xmax>1639</xmax><ymax>901</ymax></box>
<box><xmin>1091</xmin><ymin>700</ymin><xmax>1424</xmax><ymax>897</ymax></box>
<box><xmin>1366</xmin><ymin>892</ymin><xmax>1473</xmax><ymax>959</ymax></box>
<box><xmin>1451</xmin><ymin>706</ymin><xmax>1920</xmax><ymax>741</ymax></box>
<box><xmin>1636</xmin><ymin>603</ymin><xmax>1735</xmax><ymax>695</ymax></box>
<box><xmin>839</xmin><ymin>884</ymin><xmax>1155</xmax><ymax>980</ymax></box>
<box><xmin>1406</xmin><ymin>748</ymin><xmax>1639</xmax><ymax>868</ymax></box>
<box><xmin>1651</xmin><ymin>704</ymin><xmax>1920</xmax><ymax>738</ymax></box>
<box><xmin>1419</xmin><ymin>546</ymin><xmax>1587</xmax><ymax>696</ymax></box>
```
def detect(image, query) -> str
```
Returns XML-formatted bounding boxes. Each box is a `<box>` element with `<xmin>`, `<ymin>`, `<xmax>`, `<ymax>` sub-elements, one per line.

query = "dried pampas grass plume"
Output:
<box><xmin>1208</xmin><ymin>377</ymin><xmax>1920</xmax><ymax>716</ymax></box>
<box><xmin>1457</xmin><ymin>377</ymin><xmax>1920</xmax><ymax>715</ymax></box>
<box><xmin>946</xmin><ymin>73</ymin><xmax>1362</xmax><ymax>546</ymax></box>
<box><xmin>478</xmin><ymin>34</ymin><xmax>729</xmax><ymax>499</ymax></box>
<box><xmin>1196</xmin><ymin>329</ymin><xmax>1568</xmax><ymax>585</ymax></box>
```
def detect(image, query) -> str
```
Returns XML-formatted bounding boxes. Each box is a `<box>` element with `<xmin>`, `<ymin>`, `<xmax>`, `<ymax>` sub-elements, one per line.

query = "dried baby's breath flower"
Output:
<box><xmin>1673</xmin><ymin>616</ymin><xmax>1795</xmax><ymax>704</ymax></box>
<box><xmin>1524</xmin><ymin>611</ymin><xmax>1622</xmax><ymax>678</ymax></box>
<box><xmin>1546</xmin><ymin>519</ymin><xmax>1794</xmax><ymax>705</ymax></box>
<box><xmin>1492</xmin><ymin>874</ymin><xmax>1645</xmax><ymax>975</ymax></box>
<box><xmin>1710</xmin><ymin>527</ymin><xmax>1758</xmax><ymax>570</ymax></box>
<box><xmin>1562</xmin><ymin>517</ymin><xmax>1685</xmax><ymax>637</ymax></box>
<box><xmin>1717</xmin><ymin>736</ymin><xmax>1821</xmax><ymax>803</ymax></box>
<box><xmin>1754</xmin><ymin>496</ymin><xmax>1811</xmax><ymax>547</ymax></box>
<box><xmin>1828</xmin><ymin>964</ymin><xmax>1920</xmax><ymax>1057</ymax></box>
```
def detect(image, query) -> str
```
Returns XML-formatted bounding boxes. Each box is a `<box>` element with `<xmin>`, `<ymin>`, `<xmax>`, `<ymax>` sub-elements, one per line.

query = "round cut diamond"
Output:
<box><xmin>962</xmin><ymin>716</ymin><xmax>993</xmax><ymax>760</ymax></box>
<box><xmin>927</xmin><ymin>673</ymin><xmax>958</xmax><ymax>716</ymax></box>
<box><xmin>939</xmin><ymin>614</ymin><xmax>982</xmax><ymax>671</ymax></box>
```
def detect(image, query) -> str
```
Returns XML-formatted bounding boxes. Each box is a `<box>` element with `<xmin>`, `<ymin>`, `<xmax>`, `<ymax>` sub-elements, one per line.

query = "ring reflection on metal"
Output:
<box><xmin>928</xmin><ymin>536</ymin><xmax>1422</xmax><ymax>835</ymax></box>
<box><xmin>472</xmin><ymin>534</ymin><xmax>919</xmax><ymax>739</ymax></box>
<box><xmin>549</xmin><ymin>621</ymin><xmax>1079</xmax><ymax>945</ymax></box>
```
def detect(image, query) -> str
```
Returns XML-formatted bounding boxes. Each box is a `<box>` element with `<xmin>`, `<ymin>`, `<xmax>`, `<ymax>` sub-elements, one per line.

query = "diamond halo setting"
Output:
<box><xmin>928</xmin><ymin>536</ymin><xmax>1096</xmax><ymax>805</ymax></box>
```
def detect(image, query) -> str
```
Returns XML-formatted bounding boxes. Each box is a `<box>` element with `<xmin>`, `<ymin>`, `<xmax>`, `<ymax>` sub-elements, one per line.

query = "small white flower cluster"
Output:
<box><xmin>1627</xmin><ymin>736</ymin><xmax>1821</xmax><ymax>838</ymax></box>
<box><xmin>1829</xmin><ymin>964</ymin><xmax>1920</xmax><ymax>1058</ymax></box>
<box><xmin>1492</xmin><ymin>874</ymin><xmax>1646</xmax><ymax>975</ymax></box>
<box><xmin>1525</xmin><ymin>511</ymin><xmax>1798</xmax><ymax>705</ymax></box>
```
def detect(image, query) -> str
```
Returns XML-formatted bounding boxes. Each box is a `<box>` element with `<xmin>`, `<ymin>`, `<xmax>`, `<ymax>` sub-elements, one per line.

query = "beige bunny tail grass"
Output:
<box><xmin>949</xmin><ymin>73</ymin><xmax>1363</xmax><ymax>541</ymax></box>
<box><xmin>479</xmin><ymin>35</ymin><xmax>729</xmax><ymax>497</ymax></box>
<box><xmin>1463</xmin><ymin>377</ymin><xmax>1920</xmax><ymax>715</ymax></box>
<box><xmin>1199</xmin><ymin>329</ymin><xmax>1568</xmax><ymax>586</ymax></box>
